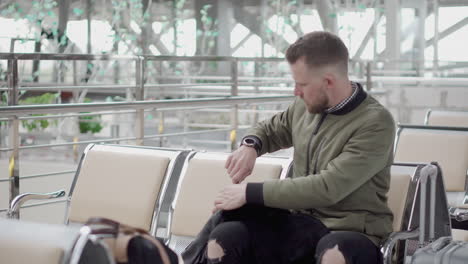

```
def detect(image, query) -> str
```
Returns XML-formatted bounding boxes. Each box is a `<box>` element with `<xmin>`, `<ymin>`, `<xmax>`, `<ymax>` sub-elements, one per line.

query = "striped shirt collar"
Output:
<box><xmin>325</xmin><ymin>81</ymin><xmax>359</xmax><ymax>114</ymax></box>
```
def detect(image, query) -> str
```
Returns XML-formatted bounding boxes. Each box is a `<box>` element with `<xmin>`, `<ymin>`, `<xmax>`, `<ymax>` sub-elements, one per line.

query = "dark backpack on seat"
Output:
<box><xmin>86</xmin><ymin>217</ymin><xmax>180</xmax><ymax>264</ymax></box>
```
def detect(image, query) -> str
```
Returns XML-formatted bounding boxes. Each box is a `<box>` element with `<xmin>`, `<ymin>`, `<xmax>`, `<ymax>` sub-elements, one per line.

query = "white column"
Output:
<box><xmin>217</xmin><ymin>0</ymin><xmax>233</xmax><ymax>75</ymax></box>
<box><xmin>385</xmin><ymin>0</ymin><xmax>401</xmax><ymax>73</ymax></box>
<box><xmin>433</xmin><ymin>0</ymin><xmax>439</xmax><ymax>76</ymax></box>
<box><xmin>317</xmin><ymin>0</ymin><xmax>338</xmax><ymax>33</ymax></box>
<box><xmin>415</xmin><ymin>0</ymin><xmax>427</xmax><ymax>76</ymax></box>
<box><xmin>217</xmin><ymin>0</ymin><xmax>233</xmax><ymax>56</ymax></box>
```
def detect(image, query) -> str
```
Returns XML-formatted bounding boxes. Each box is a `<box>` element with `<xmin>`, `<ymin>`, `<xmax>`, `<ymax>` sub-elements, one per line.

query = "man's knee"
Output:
<box><xmin>206</xmin><ymin>221</ymin><xmax>250</xmax><ymax>262</ymax></box>
<box><xmin>319</xmin><ymin>245</ymin><xmax>346</xmax><ymax>264</ymax></box>
<box><xmin>207</xmin><ymin>240</ymin><xmax>225</xmax><ymax>260</ymax></box>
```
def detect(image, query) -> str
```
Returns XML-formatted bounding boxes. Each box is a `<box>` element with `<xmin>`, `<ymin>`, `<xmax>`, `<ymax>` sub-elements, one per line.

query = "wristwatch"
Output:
<box><xmin>241</xmin><ymin>137</ymin><xmax>260</xmax><ymax>156</ymax></box>
<box><xmin>241</xmin><ymin>137</ymin><xmax>256</xmax><ymax>148</ymax></box>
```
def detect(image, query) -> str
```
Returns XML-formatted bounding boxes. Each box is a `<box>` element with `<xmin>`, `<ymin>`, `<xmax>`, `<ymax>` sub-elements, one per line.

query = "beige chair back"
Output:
<box><xmin>452</xmin><ymin>229</ymin><xmax>468</xmax><ymax>242</ymax></box>
<box><xmin>170</xmin><ymin>152</ymin><xmax>290</xmax><ymax>238</ymax></box>
<box><xmin>426</xmin><ymin>110</ymin><xmax>468</xmax><ymax>127</ymax></box>
<box><xmin>0</xmin><ymin>218</ymin><xmax>111</xmax><ymax>264</ymax></box>
<box><xmin>395</xmin><ymin>128</ymin><xmax>468</xmax><ymax>193</ymax></box>
<box><xmin>388</xmin><ymin>165</ymin><xmax>412</xmax><ymax>231</ymax></box>
<box><xmin>68</xmin><ymin>144</ymin><xmax>174</xmax><ymax>231</ymax></box>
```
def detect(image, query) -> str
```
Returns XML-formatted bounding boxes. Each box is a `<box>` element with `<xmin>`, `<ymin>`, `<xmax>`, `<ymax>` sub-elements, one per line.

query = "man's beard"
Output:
<box><xmin>306</xmin><ymin>91</ymin><xmax>329</xmax><ymax>113</ymax></box>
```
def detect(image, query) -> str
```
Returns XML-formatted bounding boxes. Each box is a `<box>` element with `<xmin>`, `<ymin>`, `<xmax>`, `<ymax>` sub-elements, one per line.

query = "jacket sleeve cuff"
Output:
<box><xmin>246</xmin><ymin>182</ymin><xmax>264</xmax><ymax>206</ymax></box>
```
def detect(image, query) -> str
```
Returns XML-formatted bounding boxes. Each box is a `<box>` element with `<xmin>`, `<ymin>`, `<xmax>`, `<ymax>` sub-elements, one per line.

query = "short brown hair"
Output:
<box><xmin>286</xmin><ymin>31</ymin><xmax>349</xmax><ymax>73</ymax></box>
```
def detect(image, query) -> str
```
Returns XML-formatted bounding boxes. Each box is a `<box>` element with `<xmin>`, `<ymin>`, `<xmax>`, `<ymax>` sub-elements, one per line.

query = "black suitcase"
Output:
<box><xmin>410</xmin><ymin>165</ymin><xmax>468</xmax><ymax>264</ymax></box>
<box><xmin>411</xmin><ymin>236</ymin><xmax>468</xmax><ymax>264</ymax></box>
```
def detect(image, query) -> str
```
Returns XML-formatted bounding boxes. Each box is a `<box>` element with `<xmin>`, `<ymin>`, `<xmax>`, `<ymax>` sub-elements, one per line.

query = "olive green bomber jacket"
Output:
<box><xmin>245</xmin><ymin>86</ymin><xmax>395</xmax><ymax>245</ymax></box>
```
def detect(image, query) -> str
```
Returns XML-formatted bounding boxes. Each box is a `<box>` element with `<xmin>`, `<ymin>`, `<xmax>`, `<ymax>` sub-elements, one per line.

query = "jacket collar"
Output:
<box><xmin>325</xmin><ymin>82</ymin><xmax>367</xmax><ymax>116</ymax></box>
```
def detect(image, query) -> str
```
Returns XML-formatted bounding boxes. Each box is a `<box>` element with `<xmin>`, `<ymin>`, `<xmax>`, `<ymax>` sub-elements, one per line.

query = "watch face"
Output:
<box><xmin>243</xmin><ymin>138</ymin><xmax>255</xmax><ymax>147</ymax></box>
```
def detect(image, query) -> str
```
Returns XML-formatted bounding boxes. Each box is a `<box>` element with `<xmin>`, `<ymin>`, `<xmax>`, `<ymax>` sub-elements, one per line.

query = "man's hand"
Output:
<box><xmin>225</xmin><ymin>146</ymin><xmax>257</xmax><ymax>184</ymax></box>
<box><xmin>214</xmin><ymin>184</ymin><xmax>247</xmax><ymax>212</ymax></box>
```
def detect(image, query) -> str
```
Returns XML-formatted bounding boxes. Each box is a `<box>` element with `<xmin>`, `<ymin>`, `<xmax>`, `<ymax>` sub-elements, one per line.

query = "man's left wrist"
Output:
<box><xmin>240</xmin><ymin>136</ymin><xmax>262</xmax><ymax>156</ymax></box>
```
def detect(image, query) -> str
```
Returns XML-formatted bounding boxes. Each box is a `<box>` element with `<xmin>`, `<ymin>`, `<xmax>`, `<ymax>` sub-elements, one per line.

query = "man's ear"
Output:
<box><xmin>323</xmin><ymin>72</ymin><xmax>336</xmax><ymax>89</ymax></box>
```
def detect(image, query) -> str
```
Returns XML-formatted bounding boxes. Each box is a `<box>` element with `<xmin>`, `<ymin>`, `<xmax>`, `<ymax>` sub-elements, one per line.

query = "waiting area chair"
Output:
<box><xmin>0</xmin><ymin>218</ymin><xmax>113</xmax><ymax>264</ymax></box>
<box><xmin>425</xmin><ymin>109</ymin><xmax>468</xmax><ymax>127</ymax></box>
<box><xmin>8</xmin><ymin>143</ymin><xmax>191</xmax><ymax>237</ymax></box>
<box><xmin>394</xmin><ymin>124</ymin><xmax>468</xmax><ymax>241</ymax></box>
<box><xmin>4</xmin><ymin>145</ymin><xmax>452</xmax><ymax>263</ymax></box>
<box><xmin>166</xmin><ymin>151</ymin><xmax>292</xmax><ymax>253</ymax></box>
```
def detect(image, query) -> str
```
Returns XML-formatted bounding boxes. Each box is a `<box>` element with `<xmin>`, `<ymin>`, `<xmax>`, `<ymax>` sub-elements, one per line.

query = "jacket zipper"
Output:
<box><xmin>305</xmin><ymin>113</ymin><xmax>327</xmax><ymax>175</ymax></box>
<box><xmin>313</xmin><ymin>137</ymin><xmax>327</xmax><ymax>174</ymax></box>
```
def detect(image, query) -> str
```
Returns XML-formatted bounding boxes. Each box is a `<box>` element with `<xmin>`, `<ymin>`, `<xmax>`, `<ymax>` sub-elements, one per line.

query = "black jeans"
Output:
<box><xmin>203</xmin><ymin>206</ymin><xmax>382</xmax><ymax>264</ymax></box>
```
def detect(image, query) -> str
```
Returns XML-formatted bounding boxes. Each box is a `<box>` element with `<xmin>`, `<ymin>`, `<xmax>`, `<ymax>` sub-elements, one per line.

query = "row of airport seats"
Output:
<box><xmin>0</xmin><ymin>144</ymin><xmax>293</xmax><ymax>264</ymax></box>
<box><xmin>1</xmin><ymin>108</ymin><xmax>467</xmax><ymax>264</ymax></box>
<box><xmin>395</xmin><ymin>109</ymin><xmax>468</xmax><ymax>243</ymax></box>
<box><xmin>0</xmin><ymin>143</ymin><xmax>453</xmax><ymax>264</ymax></box>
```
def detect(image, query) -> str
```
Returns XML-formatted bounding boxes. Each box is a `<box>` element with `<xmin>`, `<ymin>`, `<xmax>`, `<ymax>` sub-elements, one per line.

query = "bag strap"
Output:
<box><xmin>86</xmin><ymin>217</ymin><xmax>172</xmax><ymax>264</ymax></box>
<box><xmin>117</xmin><ymin>222</ymin><xmax>171</xmax><ymax>264</ymax></box>
<box><xmin>86</xmin><ymin>217</ymin><xmax>120</xmax><ymax>236</ymax></box>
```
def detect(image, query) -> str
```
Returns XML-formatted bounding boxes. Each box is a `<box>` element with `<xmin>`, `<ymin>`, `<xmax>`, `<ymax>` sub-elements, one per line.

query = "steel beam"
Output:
<box><xmin>353</xmin><ymin>11</ymin><xmax>383</xmax><ymax>60</ymax></box>
<box><xmin>232</xmin><ymin>3</ymin><xmax>291</xmax><ymax>54</ymax></box>
<box><xmin>317</xmin><ymin>0</ymin><xmax>338</xmax><ymax>33</ymax></box>
<box><xmin>425</xmin><ymin>16</ymin><xmax>468</xmax><ymax>48</ymax></box>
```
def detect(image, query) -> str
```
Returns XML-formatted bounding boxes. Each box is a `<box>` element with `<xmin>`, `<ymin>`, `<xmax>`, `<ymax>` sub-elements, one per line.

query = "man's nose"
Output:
<box><xmin>294</xmin><ymin>85</ymin><xmax>302</xmax><ymax>96</ymax></box>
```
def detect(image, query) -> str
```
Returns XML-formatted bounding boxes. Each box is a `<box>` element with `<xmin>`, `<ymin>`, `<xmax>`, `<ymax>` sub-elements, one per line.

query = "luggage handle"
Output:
<box><xmin>430</xmin><ymin>236</ymin><xmax>451</xmax><ymax>251</ymax></box>
<box><xmin>418</xmin><ymin>164</ymin><xmax>438</xmax><ymax>246</ymax></box>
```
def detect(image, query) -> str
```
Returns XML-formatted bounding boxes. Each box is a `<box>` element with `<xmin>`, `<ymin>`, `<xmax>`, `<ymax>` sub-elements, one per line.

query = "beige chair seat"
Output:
<box><xmin>9</xmin><ymin>143</ymin><xmax>191</xmax><ymax>239</ymax></box>
<box><xmin>387</xmin><ymin>165</ymin><xmax>413</xmax><ymax>232</ymax></box>
<box><xmin>68</xmin><ymin>144</ymin><xmax>170</xmax><ymax>230</ymax></box>
<box><xmin>395</xmin><ymin>127</ymin><xmax>468</xmax><ymax>202</ymax></box>
<box><xmin>425</xmin><ymin>110</ymin><xmax>468</xmax><ymax>128</ymax></box>
<box><xmin>66</xmin><ymin>144</ymin><xmax>191</xmax><ymax>236</ymax></box>
<box><xmin>452</xmin><ymin>229</ymin><xmax>468</xmax><ymax>242</ymax></box>
<box><xmin>0</xmin><ymin>218</ymin><xmax>111</xmax><ymax>264</ymax></box>
<box><xmin>168</xmin><ymin>152</ymin><xmax>292</xmax><ymax>252</ymax></box>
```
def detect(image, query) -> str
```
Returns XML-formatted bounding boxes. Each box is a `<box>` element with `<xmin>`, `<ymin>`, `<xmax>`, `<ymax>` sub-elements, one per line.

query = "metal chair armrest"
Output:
<box><xmin>381</xmin><ymin>229</ymin><xmax>420</xmax><ymax>264</ymax></box>
<box><xmin>7</xmin><ymin>190</ymin><xmax>66</xmax><ymax>219</ymax></box>
<box><xmin>449</xmin><ymin>206</ymin><xmax>468</xmax><ymax>222</ymax></box>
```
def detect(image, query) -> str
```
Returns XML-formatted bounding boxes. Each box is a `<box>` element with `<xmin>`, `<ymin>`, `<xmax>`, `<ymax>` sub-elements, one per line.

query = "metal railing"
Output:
<box><xmin>0</xmin><ymin>53</ymin><xmax>299</xmax><ymax>213</ymax></box>
<box><xmin>0</xmin><ymin>96</ymin><xmax>294</xmax><ymax>213</ymax></box>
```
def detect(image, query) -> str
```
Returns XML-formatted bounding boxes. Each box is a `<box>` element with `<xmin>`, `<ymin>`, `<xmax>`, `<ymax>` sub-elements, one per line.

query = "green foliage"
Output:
<box><xmin>19</xmin><ymin>93</ymin><xmax>58</xmax><ymax>132</ymax></box>
<box><xmin>0</xmin><ymin>92</ymin><xmax>7</xmax><ymax>106</ymax></box>
<box><xmin>21</xmin><ymin>116</ymin><xmax>51</xmax><ymax>131</ymax></box>
<box><xmin>110</xmin><ymin>0</ymin><xmax>150</xmax><ymax>55</ymax></box>
<box><xmin>175</xmin><ymin>0</ymin><xmax>186</xmax><ymax>10</ymax></box>
<box><xmin>73</xmin><ymin>8</ymin><xmax>84</xmax><ymax>16</ymax></box>
<box><xmin>5</xmin><ymin>0</ymin><xmax>58</xmax><ymax>42</ymax></box>
<box><xmin>79</xmin><ymin>115</ymin><xmax>103</xmax><ymax>134</ymax></box>
<box><xmin>19</xmin><ymin>92</ymin><xmax>58</xmax><ymax>105</ymax></box>
<box><xmin>79</xmin><ymin>98</ymin><xmax>103</xmax><ymax>134</ymax></box>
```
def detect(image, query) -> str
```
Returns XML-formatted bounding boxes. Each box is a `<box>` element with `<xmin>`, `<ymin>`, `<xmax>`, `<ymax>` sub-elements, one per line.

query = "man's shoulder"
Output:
<box><xmin>360</xmin><ymin>96</ymin><xmax>394</xmax><ymax>125</ymax></box>
<box><xmin>290</xmin><ymin>97</ymin><xmax>305</xmax><ymax>111</ymax></box>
